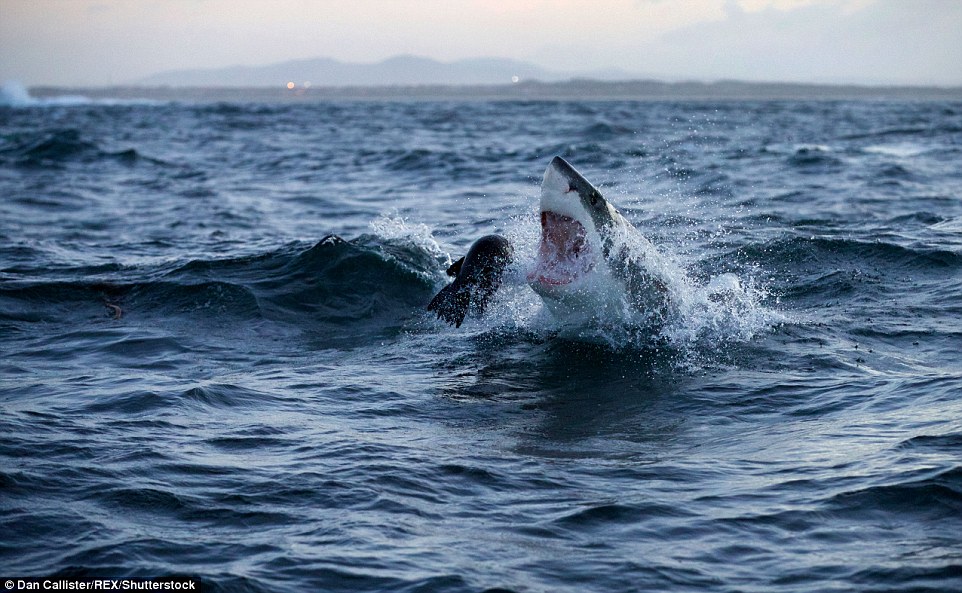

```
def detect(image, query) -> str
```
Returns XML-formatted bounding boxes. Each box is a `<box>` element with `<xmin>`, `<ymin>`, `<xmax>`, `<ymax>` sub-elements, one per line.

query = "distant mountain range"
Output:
<box><xmin>137</xmin><ymin>55</ymin><xmax>633</xmax><ymax>87</ymax></box>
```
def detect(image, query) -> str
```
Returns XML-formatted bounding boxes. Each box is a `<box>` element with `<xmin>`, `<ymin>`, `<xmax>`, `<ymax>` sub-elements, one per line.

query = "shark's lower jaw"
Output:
<box><xmin>527</xmin><ymin>211</ymin><xmax>595</xmax><ymax>288</ymax></box>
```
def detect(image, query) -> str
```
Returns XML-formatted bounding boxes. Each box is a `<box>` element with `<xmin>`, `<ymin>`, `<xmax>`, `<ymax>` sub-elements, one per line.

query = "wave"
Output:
<box><xmin>787</xmin><ymin>145</ymin><xmax>844</xmax><ymax>170</ymax></box>
<box><xmin>874</xmin><ymin>163</ymin><xmax>920</xmax><ymax>183</ymax></box>
<box><xmin>840</xmin><ymin>126</ymin><xmax>962</xmax><ymax>141</ymax></box>
<box><xmin>0</xmin><ymin>80</ymin><xmax>160</xmax><ymax>108</ymax></box>
<box><xmin>896</xmin><ymin>432</ymin><xmax>962</xmax><ymax>453</ymax></box>
<box><xmin>245</xmin><ymin>234</ymin><xmax>438</xmax><ymax>330</ymax></box>
<box><xmin>726</xmin><ymin>235</ymin><xmax>961</xmax><ymax>278</ymax></box>
<box><xmin>0</xmin><ymin>128</ymin><xmax>169</xmax><ymax>168</ymax></box>
<box><xmin>828</xmin><ymin>465</ymin><xmax>962</xmax><ymax>520</ymax></box>
<box><xmin>1</xmin><ymin>81</ymin><xmax>89</xmax><ymax>107</ymax></box>
<box><xmin>863</xmin><ymin>143</ymin><xmax>930</xmax><ymax>158</ymax></box>
<box><xmin>581</xmin><ymin>121</ymin><xmax>635</xmax><ymax>140</ymax></box>
<box><xmin>689</xmin><ymin>234</ymin><xmax>962</xmax><ymax>328</ymax></box>
<box><xmin>384</xmin><ymin>148</ymin><xmax>469</xmax><ymax>173</ymax></box>
<box><xmin>1</xmin><ymin>231</ymin><xmax>443</xmax><ymax>347</ymax></box>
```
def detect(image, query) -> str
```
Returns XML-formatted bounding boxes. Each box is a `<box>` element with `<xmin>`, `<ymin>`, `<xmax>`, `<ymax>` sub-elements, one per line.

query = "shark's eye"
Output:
<box><xmin>590</xmin><ymin>193</ymin><xmax>598</xmax><ymax>206</ymax></box>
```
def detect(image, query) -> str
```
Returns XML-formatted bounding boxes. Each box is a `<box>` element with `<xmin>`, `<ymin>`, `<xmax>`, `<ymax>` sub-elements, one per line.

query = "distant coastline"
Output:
<box><xmin>29</xmin><ymin>79</ymin><xmax>962</xmax><ymax>102</ymax></box>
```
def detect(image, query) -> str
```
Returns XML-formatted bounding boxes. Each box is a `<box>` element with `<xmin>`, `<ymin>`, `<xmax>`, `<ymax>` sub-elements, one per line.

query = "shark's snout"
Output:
<box><xmin>547</xmin><ymin>156</ymin><xmax>599</xmax><ymax>199</ymax></box>
<box><xmin>541</xmin><ymin>157</ymin><xmax>572</xmax><ymax>196</ymax></box>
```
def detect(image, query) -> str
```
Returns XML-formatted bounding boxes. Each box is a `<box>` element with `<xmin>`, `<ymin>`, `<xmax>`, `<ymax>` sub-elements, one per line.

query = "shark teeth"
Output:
<box><xmin>528</xmin><ymin>211</ymin><xmax>595</xmax><ymax>286</ymax></box>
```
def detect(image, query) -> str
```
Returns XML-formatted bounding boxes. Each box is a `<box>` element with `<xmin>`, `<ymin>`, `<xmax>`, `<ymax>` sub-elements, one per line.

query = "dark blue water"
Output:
<box><xmin>2</xmin><ymin>94</ymin><xmax>961</xmax><ymax>592</ymax></box>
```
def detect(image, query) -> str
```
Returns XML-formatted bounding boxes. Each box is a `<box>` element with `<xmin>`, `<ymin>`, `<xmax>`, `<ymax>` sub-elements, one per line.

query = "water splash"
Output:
<box><xmin>1</xmin><ymin>81</ymin><xmax>89</xmax><ymax>107</ymax></box>
<box><xmin>0</xmin><ymin>80</ymin><xmax>160</xmax><ymax>108</ymax></box>
<box><xmin>668</xmin><ymin>272</ymin><xmax>785</xmax><ymax>348</ymax></box>
<box><xmin>1</xmin><ymin>81</ymin><xmax>33</xmax><ymax>106</ymax></box>
<box><xmin>448</xmin><ymin>206</ymin><xmax>782</xmax><ymax>352</ymax></box>
<box><xmin>367</xmin><ymin>213</ymin><xmax>453</xmax><ymax>280</ymax></box>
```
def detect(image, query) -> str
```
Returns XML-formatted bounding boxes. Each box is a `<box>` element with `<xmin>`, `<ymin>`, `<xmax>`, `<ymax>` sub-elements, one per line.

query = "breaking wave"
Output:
<box><xmin>0</xmin><ymin>80</ymin><xmax>160</xmax><ymax>108</ymax></box>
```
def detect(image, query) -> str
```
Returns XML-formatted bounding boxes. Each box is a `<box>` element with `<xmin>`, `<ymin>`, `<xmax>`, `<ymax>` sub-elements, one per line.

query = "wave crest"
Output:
<box><xmin>1</xmin><ymin>231</ymin><xmax>443</xmax><ymax>347</ymax></box>
<box><xmin>1</xmin><ymin>81</ymin><xmax>92</xmax><ymax>108</ymax></box>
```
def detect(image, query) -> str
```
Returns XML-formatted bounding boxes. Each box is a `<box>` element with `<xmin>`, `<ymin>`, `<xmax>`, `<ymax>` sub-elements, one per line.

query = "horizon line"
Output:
<box><xmin>27</xmin><ymin>77</ymin><xmax>962</xmax><ymax>93</ymax></box>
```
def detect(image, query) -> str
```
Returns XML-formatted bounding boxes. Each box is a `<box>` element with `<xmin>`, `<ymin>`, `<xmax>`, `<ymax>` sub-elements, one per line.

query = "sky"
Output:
<box><xmin>1</xmin><ymin>0</ymin><xmax>961</xmax><ymax>87</ymax></box>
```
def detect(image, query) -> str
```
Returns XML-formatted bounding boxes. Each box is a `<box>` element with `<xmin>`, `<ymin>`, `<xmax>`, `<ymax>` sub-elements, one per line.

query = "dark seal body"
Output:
<box><xmin>427</xmin><ymin>235</ymin><xmax>513</xmax><ymax>327</ymax></box>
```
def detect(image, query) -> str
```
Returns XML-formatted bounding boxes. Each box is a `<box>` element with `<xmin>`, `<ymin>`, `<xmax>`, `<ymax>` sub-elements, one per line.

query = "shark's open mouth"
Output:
<box><xmin>528</xmin><ymin>211</ymin><xmax>594</xmax><ymax>286</ymax></box>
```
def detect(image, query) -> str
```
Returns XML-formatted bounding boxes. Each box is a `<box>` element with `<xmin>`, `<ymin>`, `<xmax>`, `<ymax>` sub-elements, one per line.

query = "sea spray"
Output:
<box><xmin>429</xmin><ymin>197</ymin><xmax>782</xmax><ymax>352</ymax></box>
<box><xmin>367</xmin><ymin>212</ymin><xmax>453</xmax><ymax>282</ymax></box>
<box><xmin>0</xmin><ymin>80</ymin><xmax>95</xmax><ymax>107</ymax></box>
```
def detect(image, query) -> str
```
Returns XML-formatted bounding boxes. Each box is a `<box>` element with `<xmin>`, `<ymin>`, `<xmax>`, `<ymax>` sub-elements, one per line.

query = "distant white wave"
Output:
<box><xmin>864</xmin><ymin>143</ymin><xmax>928</xmax><ymax>158</ymax></box>
<box><xmin>0</xmin><ymin>81</ymin><xmax>90</xmax><ymax>107</ymax></box>
<box><xmin>0</xmin><ymin>81</ymin><xmax>161</xmax><ymax>107</ymax></box>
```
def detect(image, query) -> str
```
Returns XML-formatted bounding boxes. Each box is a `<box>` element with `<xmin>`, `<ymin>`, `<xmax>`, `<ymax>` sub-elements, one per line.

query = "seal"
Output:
<box><xmin>427</xmin><ymin>234</ymin><xmax>513</xmax><ymax>327</ymax></box>
<box><xmin>429</xmin><ymin>156</ymin><xmax>674</xmax><ymax>328</ymax></box>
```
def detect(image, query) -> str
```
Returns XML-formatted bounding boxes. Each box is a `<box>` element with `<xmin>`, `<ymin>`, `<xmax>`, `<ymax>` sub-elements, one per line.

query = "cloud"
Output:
<box><xmin>1</xmin><ymin>0</ymin><xmax>959</xmax><ymax>85</ymax></box>
<box><xmin>627</xmin><ymin>0</ymin><xmax>962</xmax><ymax>84</ymax></box>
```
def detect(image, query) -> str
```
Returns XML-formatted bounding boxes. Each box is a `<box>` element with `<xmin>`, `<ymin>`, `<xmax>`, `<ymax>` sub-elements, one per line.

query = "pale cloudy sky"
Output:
<box><xmin>1</xmin><ymin>0</ymin><xmax>960</xmax><ymax>86</ymax></box>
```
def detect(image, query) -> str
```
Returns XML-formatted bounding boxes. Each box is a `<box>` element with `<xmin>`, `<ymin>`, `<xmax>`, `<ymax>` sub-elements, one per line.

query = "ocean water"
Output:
<box><xmin>1</xmin><ymin>92</ymin><xmax>961</xmax><ymax>592</ymax></box>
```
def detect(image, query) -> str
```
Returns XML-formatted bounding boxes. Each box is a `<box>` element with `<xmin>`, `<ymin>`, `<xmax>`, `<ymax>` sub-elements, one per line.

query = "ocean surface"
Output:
<box><xmin>1</xmin><ymin>88</ymin><xmax>961</xmax><ymax>592</ymax></box>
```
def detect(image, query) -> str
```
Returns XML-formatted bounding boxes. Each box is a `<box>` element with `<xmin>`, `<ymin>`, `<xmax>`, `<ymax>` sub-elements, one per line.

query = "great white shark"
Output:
<box><xmin>429</xmin><ymin>156</ymin><xmax>675</xmax><ymax>329</ymax></box>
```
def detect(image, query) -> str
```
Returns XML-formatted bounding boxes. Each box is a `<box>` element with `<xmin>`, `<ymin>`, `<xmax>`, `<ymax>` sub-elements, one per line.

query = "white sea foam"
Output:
<box><xmin>864</xmin><ymin>143</ymin><xmax>927</xmax><ymax>158</ymax></box>
<box><xmin>370</xmin><ymin>213</ymin><xmax>448</xmax><ymax>259</ymax></box>
<box><xmin>369</xmin><ymin>213</ymin><xmax>453</xmax><ymax>282</ymax></box>
<box><xmin>0</xmin><ymin>81</ymin><xmax>33</xmax><ymax>106</ymax></box>
<box><xmin>1</xmin><ymin>81</ymin><xmax>90</xmax><ymax>107</ymax></box>
<box><xmin>443</xmin><ymin>201</ymin><xmax>783</xmax><ymax>352</ymax></box>
<box><xmin>0</xmin><ymin>80</ymin><xmax>160</xmax><ymax>108</ymax></box>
